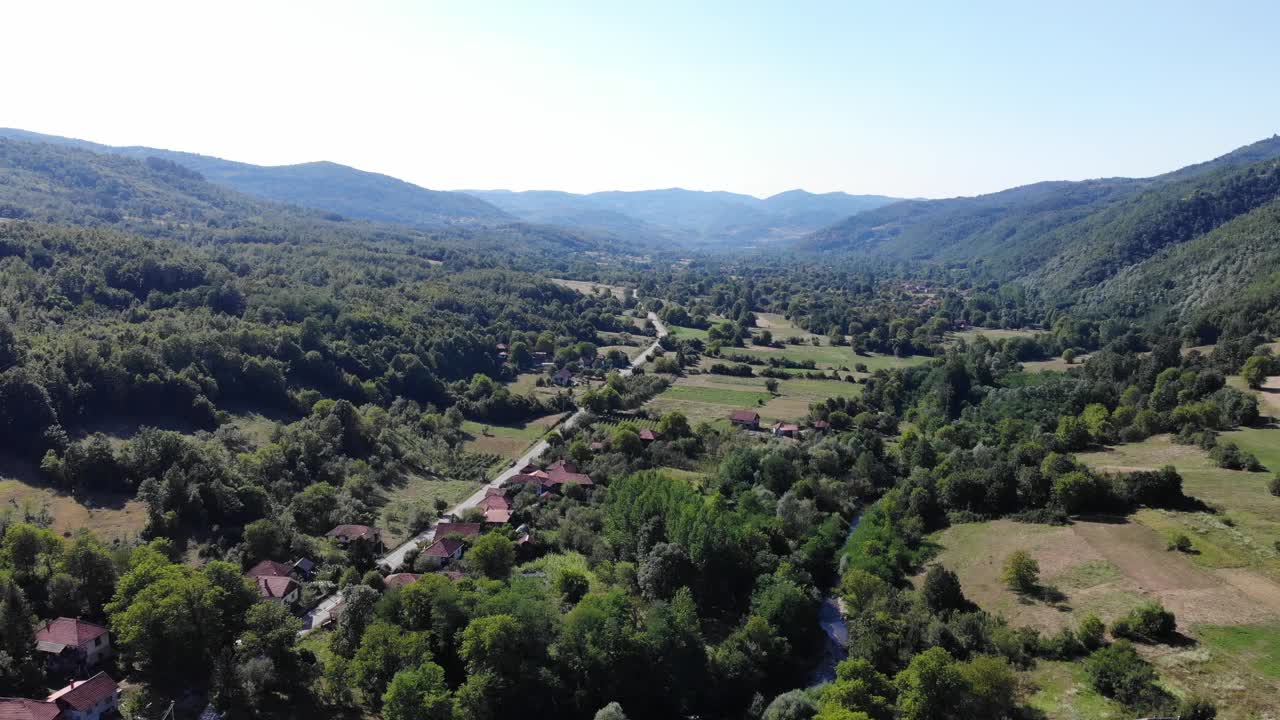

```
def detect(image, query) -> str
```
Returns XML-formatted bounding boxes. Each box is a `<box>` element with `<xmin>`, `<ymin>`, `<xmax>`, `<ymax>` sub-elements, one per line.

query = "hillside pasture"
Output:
<box><xmin>0</xmin><ymin>454</ymin><xmax>147</xmax><ymax>543</ymax></box>
<box><xmin>461</xmin><ymin>413</ymin><xmax>566</xmax><ymax>462</ymax></box>
<box><xmin>550</xmin><ymin>277</ymin><xmax>628</xmax><ymax>299</ymax></box>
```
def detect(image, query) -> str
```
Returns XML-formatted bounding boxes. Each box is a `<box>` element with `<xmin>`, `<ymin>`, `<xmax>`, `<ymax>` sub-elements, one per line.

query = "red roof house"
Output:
<box><xmin>638</xmin><ymin>429</ymin><xmax>660</xmax><ymax>444</ymax></box>
<box><xmin>246</xmin><ymin>559</ymin><xmax>293</xmax><ymax>578</ymax></box>
<box><xmin>255</xmin><ymin>575</ymin><xmax>301</xmax><ymax>604</ymax></box>
<box><xmin>47</xmin><ymin>671</ymin><xmax>120</xmax><ymax>718</ymax></box>
<box><xmin>812</xmin><ymin>420</ymin><xmax>831</xmax><ymax>431</ymax></box>
<box><xmin>0</xmin><ymin>698</ymin><xmax>63</xmax><ymax>720</ymax></box>
<box><xmin>326</xmin><ymin>525</ymin><xmax>383</xmax><ymax>548</ymax></box>
<box><xmin>384</xmin><ymin>573</ymin><xmax>421</xmax><ymax>589</ymax></box>
<box><xmin>729</xmin><ymin>410</ymin><xmax>761</xmax><ymax>429</ymax></box>
<box><xmin>421</xmin><ymin>537</ymin><xmax>465</xmax><ymax>568</ymax></box>
<box><xmin>434</xmin><ymin>522</ymin><xmax>483</xmax><ymax>539</ymax></box>
<box><xmin>773</xmin><ymin>422</ymin><xmax>801</xmax><ymax>438</ymax></box>
<box><xmin>34</xmin><ymin>618</ymin><xmax>111</xmax><ymax>672</ymax></box>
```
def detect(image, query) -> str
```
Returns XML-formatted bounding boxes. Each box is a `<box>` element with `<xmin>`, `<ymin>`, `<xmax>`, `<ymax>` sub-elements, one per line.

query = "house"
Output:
<box><xmin>589</xmin><ymin>441</ymin><xmax>605</xmax><ymax>451</ymax></box>
<box><xmin>544</xmin><ymin>465</ymin><xmax>594</xmax><ymax>490</ymax></box>
<box><xmin>638</xmin><ymin>429</ymin><xmax>660</xmax><ymax>445</ymax></box>
<box><xmin>552</xmin><ymin>368</ymin><xmax>575</xmax><ymax>386</ymax></box>
<box><xmin>434</xmin><ymin>522</ymin><xmax>482</xmax><ymax>539</ymax></box>
<box><xmin>246</xmin><ymin>559</ymin><xmax>293</xmax><ymax>578</ymax></box>
<box><xmin>0</xmin><ymin>698</ymin><xmax>63</xmax><ymax>720</ymax></box>
<box><xmin>255</xmin><ymin>575</ymin><xmax>301</xmax><ymax>605</ymax></box>
<box><xmin>291</xmin><ymin>557</ymin><xmax>317</xmax><ymax>580</ymax></box>
<box><xmin>326</xmin><ymin>525</ymin><xmax>384</xmax><ymax>551</ymax></box>
<box><xmin>420</xmin><ymin>537</ymin><xmax>465</xmax><ymax>569</ymax></box>
<box><xmin>729</xmin><ymin>410</ymin><xmax>761</xmax><ymax>430</ymax></box>
<box><xmin>47</xmin><ymin>671</ymin><xmax>120</xmax><ymax>720</ymax></box>
<box><xmin>812</xmin><ymin>420</ymin><xmax>831</xmax><ymax>433</ymax></box>
<box><xmin>773</xmin><ymin>422</ymin><xmax>801</xmax><ymax>438</ymax></box>
<box><xmin>516</xmin><ymin>462</ymin><xmax>539</xmax><ymax>475</ymax></box>
<box><xmin>384</xmin><ymin>573</ymin><xmax>421</xmax><ymax>589</ymax></box>
<box><xmin>34</xmin><ymin>618</ymin><xmax>111</xmax><ymax>674</ymax></box>
<box><xmin>479</xmin><ymin>494</ymin><xmax>511</xmax><ymax>525</ymax></box>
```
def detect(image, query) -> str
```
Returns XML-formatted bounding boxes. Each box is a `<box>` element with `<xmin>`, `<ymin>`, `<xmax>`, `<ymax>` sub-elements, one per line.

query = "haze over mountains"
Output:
<box><xmin>0</xmin><ymin>128</ymin><xmax>899</xmax><ymax>246</ymax></box>
<box><xmin>803</xmin><ymin>134</ymin><xmax>1280</xmax><ymax>321</ymax></box>
<box><xmin>465</xmin><ymin>187</ymin><xmax>900</xmax><ymax>245</ymax></box>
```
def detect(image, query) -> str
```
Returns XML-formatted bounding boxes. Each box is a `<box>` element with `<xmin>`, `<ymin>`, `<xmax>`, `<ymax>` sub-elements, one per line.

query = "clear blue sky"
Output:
<box><xmin>3</xmin><ymin>0</ymin><xmax>1277</xmax><ymax>198</ymax></box>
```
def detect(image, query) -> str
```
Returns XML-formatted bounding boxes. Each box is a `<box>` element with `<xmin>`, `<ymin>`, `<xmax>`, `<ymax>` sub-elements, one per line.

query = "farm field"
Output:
<box><xmin>1021</xmin><ymin>355</ymin><xmax>1088</xmax><ymax>373</ymax></box>
<box><xmin>376</xmin><ymin>474</ymin><xmax>481</xmax><ymax>545</ymax></box>
<box><xmin>461</xmin><ymin>413</ymin><xmax>566</xmax><ymax>462</ymax></box>
<box><xmin>550</xmin><ymin>277</ymin><xmax>629</xmax><ymax>299</ymax></box>
<box><xmin>0</xmin><ymin>454</ymin><xmax>147</xmax><ymax>543</ymax></box>
<box><xmin>948</xmin><ymin>327</ymin><xmax>1041</xmax><ymax>343</ymax></box>
<box><xmin>754</xmin><ymin>312</ymin><xmax>821</xmax><ymax>342</ymax></box>
<box><xmin>926</xmin><ymin>517</ymin><xmax>1280</xmax><ymax>718</ymax></box>
<box><xmin>646</xmin><ymin>369</ymin><xmax>860</xmax><ymax>425</ymax></box>
<box><xmin>667</xmin><ymin>324</ymin><xmax>710</xmax><ymax>340</ymax></box>
<box><xmin>725</xmin><ymin>343</ymin><xmax>931</xmax><ymax>373</ymax></box>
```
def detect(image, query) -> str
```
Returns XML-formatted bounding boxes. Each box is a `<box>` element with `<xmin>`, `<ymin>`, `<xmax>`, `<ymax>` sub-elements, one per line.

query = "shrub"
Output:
<box><xmin>1001</xmin><ymin>550</ymin><xmax>1039</xmax><ymax>594</ymax></box>
<box><xmin>1167</xmin><ymin>533</ymin><xmax>1193</xmax><ymax>553</ymax></box>
<box><xmin>1084</xmin><ymin>641</ymin><xmax>1159</xmax><ymax>706</ymax></box>
<box><xmin>1177</xmin><ymin>695</ymin><xmax>1218</xmax><ymax>720</ymax></box>
<box><xmin>1077</xmin><ymin>614</ymin><xmax>1106</xmax><ymax>651</ymax></box>
<box><xmin>1111</xmin><ymin>601</ymin><xmax>1176</xmax><ymax>642</ymax></box>
<box><xmin>1209</xmin><ymin>441</ymin><xmax>1265</xmax><ymax>471</ymax></box>
<box><xmin>1269</xmin><ymin>475</ymin><xmax>1280</xmax><ymax>498</ymax></box>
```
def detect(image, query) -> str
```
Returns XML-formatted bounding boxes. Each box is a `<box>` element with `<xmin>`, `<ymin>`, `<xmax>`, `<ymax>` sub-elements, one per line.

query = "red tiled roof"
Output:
<box><xmin>435</xmin><ymin>522</ymin><xmax>482</xmax><ymax>538</ymax></box>
<box><xmin>639</xmin><ymin>429</ymin><xmax>659</xmax><ymax>441</ymax></box>
<box><xmin>35</xmin><ymin>618</ymin><xmax>107</xmax><ymax>650</ymax></box>
<box><xmin>813</xmin><ymin>420</ymin><xmax>831</xmax><ymax>428</ymax></box>
<box><xmin>255</xmin><ymin>576</ymin><xmax>299</xmax><ymax>600</ymax></box>
<box><xmin>326</xmin><ymin>525</ymin><xmax>381</xmax><ymax>542</ymax></box>
<box><xmin>437</xmin><ymin>570</ymin><xmax>465</xmax><ymax>581</ymax></box>
<box><xmin>548</xmin><ymin>459</ymin><xmax>578</xmax><ymax>473</ymax></box>
<box><xmin>478</xmin><ymin>494</ymin><xmax>510</xmax><ymax>511</ymax></box>
<box><xmin>589</xmin><ymin>441</ymin><xmax>605</xmax><ymax>451</ymax></box>
<box><xmin>546</xmin><ymin>468</ymin><xmax>593</xmax><ymax>486</ymax></box>
<box><xmin>423</xmin><ymin>537</ymin><xmax>464</xmax><ymax>558</ymax></box>
<box><xmin>246</xmin><ymin>560</ymin><xmax>293</xmax><ymax>578</ymax></box>
<box><xmin>49</xmin><ymin>671</ymin><xmax>117</xmax><ymax>711</ymax></box>
<box><xmin>384</xmin><ymin>573</ymin><xmax>421</xmax><ymax>589</ymax></box>
<box><xmin>775</xmin><ymin>422</ymin><xmax>800</xmax><ymax>432</ymax></box>
<box><xmin>0</xmin><ymin>699</ymin><xmax>62</xmax><ymax>720</ymax></box>
<box><xmin>484</xmin><ymin>509</ymin><xmax>512</xmax><ymax>524</ymax></box>
<box><xmin>729</xmin><ymin>410</ymin><xmax>760</xmax><ymax>422</ymax></box>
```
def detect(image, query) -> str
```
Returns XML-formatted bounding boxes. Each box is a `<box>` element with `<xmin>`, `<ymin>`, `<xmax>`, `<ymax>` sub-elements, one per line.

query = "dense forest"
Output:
<box><xmin>0</xmin><ymin>133</ymin><xmax>1278</xmax><ymax>720</ymax></box>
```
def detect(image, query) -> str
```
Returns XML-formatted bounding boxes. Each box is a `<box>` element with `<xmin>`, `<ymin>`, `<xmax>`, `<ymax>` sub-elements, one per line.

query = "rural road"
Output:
<box><xmin>301</xmin><ymin>308</ymin><xmax>667</xmax><ymax>634</ymax></box>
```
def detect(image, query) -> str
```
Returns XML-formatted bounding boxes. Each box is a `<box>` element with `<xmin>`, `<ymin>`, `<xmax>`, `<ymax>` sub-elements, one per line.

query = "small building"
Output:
<box><xmin>291</xmin><ymin>557</ymin><xmax>317</xmax><ymax>580</ymax></box>
<box><xmin>547</xmin><ymin>459</ymin><xmax>578</xmax><ymax>473</ymax></box>
<box><xmin>638</xmin><ymin>429</ymin><xmax>660</xmax><ymax>445</ymax></box>
<box><xmin>773</xmin><ymin>422</ymin><xmax>801</xmax><ymax>438</ymax></box>
<box><xmin>420</xmin><ymin>537</ymin><xmax>465</xmax><ymax>569</ymax></box>
<box><xmin>35</xmin><ymin>618</ymin><xmax>111</xmax><ymax>674</ymax></box>
<box><xmin>516</xmin><ymin>462</ymin><xmax>540</xmax><ymax>475</ymax></box>
<box><xmin>552</xmin><ymin>368</ymin><xmax>575</xmax><ymax>386</ymax></box>
<box><xmin>254</xmin><ymin>575</ymin><xmax>301</xmax><ymax>605</ymax></box>
<box><xmin>47</xmin><ymin>671</ymin><xmax>120</xmax><ymax>720</ymax></box>
<box><xmin>589</xmin><ymin>441</ymin><xmax>605</xmax><ymax>452</ymax></box>
<box><xmin>326</xmin><ymin>525</ymin><xmax>384</xmax><ymax>551</ymax></box>
<box><xmin>246</xmin><ymin>560</ymin><xmax>293</xmax><ymax>578</ymax></box>
<box><xmin>729</xmin><ymin>410</ymin><xmax>761</xmax><ymax>430</ymax></box>
<box><xmin>812</xmin><ymin>420</ymin><xmax>831</xmax><ymax>433</ymax></box>
<box><xmin>479</xmin><ymin>494</ymin><xmax>511</xmax><ymax>525</ymax></box>
<box><xmin>0</xmin><ymin>698</ymin><xmax>63</xmax><ymax>720</ymax></box>
<box><xmin>434</xmin><ymin>522</ymin><xmax>483</xmax><ymax>539</ymax></box>
<box><xmin>384</xmin><ymin>573</ymin><xmax>421</xmax><ymax>589</ymax></box>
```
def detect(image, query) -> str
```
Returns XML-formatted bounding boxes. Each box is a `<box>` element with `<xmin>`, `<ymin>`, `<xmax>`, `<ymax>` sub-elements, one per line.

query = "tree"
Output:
<box><xmin>292</xmin><ymin>483</ymin><xmax>338</xmax><ymax>535</ymax></box>
<box><xmin>1084</xmin><ymin>641</ymin><xmax>1158</xmax><ymax>706</ymax></box>
<box><xmin>955</xmin><ymin>655</ymin><xmax>1016</xmax><ymax>718</ymax></box>
<box><xmin>1111</xmin><ymin>601</ymin><xmax>1176</xmax><ymax>642</ymax></box>
<box><xmin>382</xmin><ymin>662</ymin><xmax>453</xmax><ymax>720</ymax></box>
<box><xmin>638</xmin><ymin>543</ymin><xmax>693</xmax><ymax>601</ymax></box>
<box><xmin>765</xmin><ymin>378</ymin><xmax>780</xmax><ymax>393</ymax></box>
<box><xmin>921</xmin><ymin>566</ymin><xmax>966</xmax><ymax>614</ymax></box>
<box><xmin>658</xmin><ymin>412</ymin><xmax>692</xmax><ymax>439</ymax></box>
<box><xmin>332</xmin><ymin>585</ymin><xmax>380</xmax><ymax>658</ymax></box>
<box><xmin>1001</xmin><ymin>550</ymin><xmax>1039</xmax><ymax>594</ymax></box>
<box><xmin>468</xmin><ymin>534</ymin><xmax>515</xmax><ymax>580</ymax></box>
<box><xmin>1241</xmin><ymin>355</ymin><xmax>1268</xmax><ymax>390</ymax></box>
<box><xmin>1077</xmin><ymin>614</ymin><xmax>1106</xmax><ymax>651</ymax></box>
<box><xmin>893</xmin><ymin>647</ymin><xmax>967</xmax><ymax>720</ymax></box>
<box><xmin>349</xmin><ymin>623</ymin><xmax>432</xmax><ymax>705</ymax></box>
<box><xmin>1055</xmin><ymin>415</ymin><xmax>1091</xmax><ymax>451</ymax></box>
<box><xmin>594</xmin><ymin>702</ymin><xmax>628</xmax><ymax>720</ymax></box>
<box><xmin>555</xmin><ymin>568</ymin><xmax>590</xmax><ymax>604</ymax></box>
<box><xmin>818</xmin><ymin>658</ymin><xmax>893</xmax><ymax>720</ymax></box>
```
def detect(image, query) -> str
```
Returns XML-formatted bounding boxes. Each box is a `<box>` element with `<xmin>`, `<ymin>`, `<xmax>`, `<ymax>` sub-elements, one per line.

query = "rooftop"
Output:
<box><xmin>34</xmin><ymin>618</ymin><xmax>108</xmax><ymax>650</ymax></box>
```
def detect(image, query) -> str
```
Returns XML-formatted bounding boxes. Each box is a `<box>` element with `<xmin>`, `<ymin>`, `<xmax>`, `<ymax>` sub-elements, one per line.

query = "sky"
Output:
<box><xmin>3</xmin><ymin>0</ymin><xmax>1278</xmax><ymax>199</ymax></box>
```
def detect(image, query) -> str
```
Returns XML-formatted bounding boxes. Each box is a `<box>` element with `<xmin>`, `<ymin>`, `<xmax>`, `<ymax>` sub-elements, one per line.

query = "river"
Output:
<box><xmin>809</xmin><ymin>511</ymin><xmax>862</xmax><ymax>684</ymax></box>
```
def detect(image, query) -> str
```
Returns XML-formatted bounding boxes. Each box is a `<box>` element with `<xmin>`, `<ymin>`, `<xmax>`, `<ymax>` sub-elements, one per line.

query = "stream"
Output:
<box><xmin>809</xmin><ymin>511</ymin><xmax>861</xmax><ymax>684</ymax></box>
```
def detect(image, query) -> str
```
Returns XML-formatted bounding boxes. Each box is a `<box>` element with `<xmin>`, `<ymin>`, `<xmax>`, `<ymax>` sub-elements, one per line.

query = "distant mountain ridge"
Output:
<box><xmin>800</xmin><ymin>134</ymin><xmax>1280</xmax><ymax>320</ymax></box>
<box><xmin>0</xmin><ymin>128</ymin><xmax>512</xmax><ymax>227</ymax></box>
<box><xmin>464</xmin><ymin>187</ymin><xmax>900</xmax><ymax>245</ymax></box>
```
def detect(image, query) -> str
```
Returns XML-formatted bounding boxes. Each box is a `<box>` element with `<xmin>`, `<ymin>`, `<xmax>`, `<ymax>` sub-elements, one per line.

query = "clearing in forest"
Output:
<box><xmin>550</xmin><ymin>277</ymin><xmax>629</xmax><ymax>300</ymax></box>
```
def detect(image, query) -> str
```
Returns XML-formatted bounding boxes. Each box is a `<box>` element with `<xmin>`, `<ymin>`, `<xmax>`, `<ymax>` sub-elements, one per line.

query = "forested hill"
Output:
<box><xmin>0</xmin><ymin>137</ymin><xmax>609</xmax><ymax>259</ymax></box>
<box><xmin>465</xmin><ymin>187</ymin><xmax>900</xmax><ymax>245</ymax></box>
<box><xmin>801</xmin><ymin>134</ymin><xmax>1280</xmax><ymax>318</ymax></box>
<box><xmin>0</xmin><ymin>128</ymin><xmax>511</xmax><ymax>227</ymax></box>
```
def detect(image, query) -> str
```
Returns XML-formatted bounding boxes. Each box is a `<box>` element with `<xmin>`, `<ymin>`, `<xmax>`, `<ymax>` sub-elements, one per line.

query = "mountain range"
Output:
<box><xmin>800</xmin><ymin>135</ymin><xmax>1280</xmax><ymax>320</ymax></box>
<box><xmin>464</xmin><ymin>187</ymin><xmax>900</xmax><ymax>245</ymax></box>
<box><xmin>0</xmin><ymin>128</ymin><xmax>899</xmax><ymax>246</ymax></box>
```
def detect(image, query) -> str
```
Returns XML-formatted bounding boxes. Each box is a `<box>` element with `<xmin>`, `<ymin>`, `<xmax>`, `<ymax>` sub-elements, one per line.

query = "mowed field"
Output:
<box><xmin>646</xmin><ymin>366</ymin><xmax>864</xmax><ymax>425</ymax></box>
<box><xmin>550</xmin><ymin>277</ymin><xmax>629</xmax><ymax>300</ymax></box>
<box><xmin>461</xmin><ymin>413</ymin><xmax>566</xmax><ymax>462</ymax></box>
<box><xmin>948</xmin><ymin>327</ymin><xmax>1042</xmax><ymax>344</ymax></box>
<box><xmin>925</xmin><ymin>421</ymin><xmax>1280</xmax><ymax>717</ymax></box>
<box><xmin>0</xmin><ymin>454</ymin><xmax>147</xmax><ymax>543</ymax></box>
